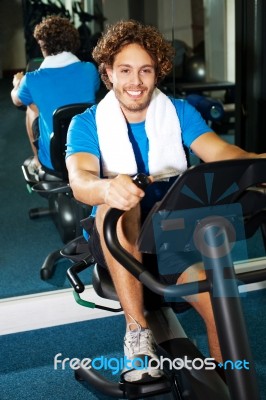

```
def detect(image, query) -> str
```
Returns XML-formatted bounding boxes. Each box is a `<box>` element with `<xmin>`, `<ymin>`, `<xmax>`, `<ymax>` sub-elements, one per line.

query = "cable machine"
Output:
<box><xmin>235</xmin><ymin>0</ymin><xmax>266</xmax><ymax>152</ymax></box>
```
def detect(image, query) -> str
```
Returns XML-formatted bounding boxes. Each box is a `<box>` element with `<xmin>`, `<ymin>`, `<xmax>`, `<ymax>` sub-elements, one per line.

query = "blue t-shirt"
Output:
<box><xmin>17</xmin><ymin>61</ymin><xmax>100</xmax><ymax>170</ymax></box>
<box><xmin>66</xmin><ymin>97</ymin><xmax>212</xmax><ymax>213</ymax></box>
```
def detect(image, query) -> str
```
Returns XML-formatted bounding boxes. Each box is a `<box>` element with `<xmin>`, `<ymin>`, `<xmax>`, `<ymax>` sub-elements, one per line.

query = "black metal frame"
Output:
<box><xmin>235</xmin><ymin>0</ymin><xmax>266</xmax><ymax>152</ymax></box>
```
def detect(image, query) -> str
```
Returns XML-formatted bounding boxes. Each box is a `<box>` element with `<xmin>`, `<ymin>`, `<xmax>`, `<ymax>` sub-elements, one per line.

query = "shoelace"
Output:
<box><xmin>126</xmin><ymin>321</ymin><xmax>155</xmax><ymax>356</ymax></box>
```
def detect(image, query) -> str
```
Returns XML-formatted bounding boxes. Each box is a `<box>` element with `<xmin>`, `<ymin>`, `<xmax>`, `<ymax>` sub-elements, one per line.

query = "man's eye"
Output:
<box><xmin>121</xmin><ymin>69</ymin><xmax>129</xmax><ymax>73</ymax></box>
<box><xmin>141</xmin><ymin>69</ymin><xmax>152</xmax><ymax>74</ymax></box>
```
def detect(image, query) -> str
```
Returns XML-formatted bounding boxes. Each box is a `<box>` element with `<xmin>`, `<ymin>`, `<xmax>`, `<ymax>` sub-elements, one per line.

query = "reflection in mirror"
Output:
<box><xmin>0</xmin><ymin>0</ymin><xmax>235</xmax><ymax>302</ymax></box>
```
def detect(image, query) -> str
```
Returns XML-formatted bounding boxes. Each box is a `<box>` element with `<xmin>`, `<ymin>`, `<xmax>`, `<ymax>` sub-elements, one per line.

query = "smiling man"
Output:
<box><xmin>65</xmin><ymin>19</ymin><xmax>266</xmax><ymax>383</ymax></box>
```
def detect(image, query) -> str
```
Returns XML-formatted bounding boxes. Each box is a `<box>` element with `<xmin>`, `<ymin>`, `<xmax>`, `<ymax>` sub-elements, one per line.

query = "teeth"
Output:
<box><xmin>127</xmin><ymin>91</ymin><xmax>141</xmax><ymax>96</ymax></box>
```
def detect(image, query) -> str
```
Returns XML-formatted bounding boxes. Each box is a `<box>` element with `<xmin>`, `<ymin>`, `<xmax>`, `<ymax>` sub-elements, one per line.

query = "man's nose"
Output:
<box><xmin>130</xmin><ymin>71</ymin><xmax>143</xmax><ymax>85</ymax></box>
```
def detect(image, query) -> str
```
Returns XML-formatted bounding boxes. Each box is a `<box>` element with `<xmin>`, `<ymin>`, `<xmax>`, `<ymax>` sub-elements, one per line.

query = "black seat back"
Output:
<box><xmin>50</xmin><ymin>103</ymin><xmax>92</xmax><ymax>180</ymax></box>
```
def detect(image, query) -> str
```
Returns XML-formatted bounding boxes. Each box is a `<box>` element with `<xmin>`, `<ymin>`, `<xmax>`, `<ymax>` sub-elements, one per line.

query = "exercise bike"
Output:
<box><xmin>66</xmin><ymin>158</ymin><xmax>266</xmax><ymax>399</ymax></box>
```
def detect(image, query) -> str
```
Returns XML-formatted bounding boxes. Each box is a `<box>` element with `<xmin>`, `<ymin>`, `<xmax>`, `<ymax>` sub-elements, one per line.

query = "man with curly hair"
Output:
<box><xmin>66</xmin><ymin>20</ymin><xmax>266</xmax><ymax>383</ymax></box>
<box><xmin>11</xmin><ymin>15</ymin><xmax>100</xmax><ymax>177</ymax></box>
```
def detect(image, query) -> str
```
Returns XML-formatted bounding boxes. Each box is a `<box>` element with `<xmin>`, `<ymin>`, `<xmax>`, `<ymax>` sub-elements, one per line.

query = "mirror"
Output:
<box><xmin>0</xmin><ymin>0</ymin><xmax>235</xmax><ymax>303</ymax></box>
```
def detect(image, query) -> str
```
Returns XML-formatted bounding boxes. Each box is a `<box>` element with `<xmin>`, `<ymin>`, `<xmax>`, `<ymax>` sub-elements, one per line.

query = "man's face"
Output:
<box><xmin>106</xmin><ymin>43</ymin><xmax>157</xmax><ymax>122</ymax></box>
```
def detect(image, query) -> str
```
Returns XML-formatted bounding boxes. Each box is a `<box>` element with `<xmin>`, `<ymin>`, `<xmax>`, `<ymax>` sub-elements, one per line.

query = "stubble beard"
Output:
<box><xmin>114</xmin><ymin>87</ymin><xmax>154</xmax><ymax>113</ymax></box>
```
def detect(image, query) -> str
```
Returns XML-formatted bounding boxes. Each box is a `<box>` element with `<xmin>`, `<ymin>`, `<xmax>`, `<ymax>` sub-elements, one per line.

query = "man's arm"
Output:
<box><xmin>191</xmin><ymin>131</ymin><xmax>266</xmax><ymax>162</ymax></box>
<box><xmin>66</xmin><ymin>152</ymin><xmax>145</xmax><ymax>211</ymax></box>
<box><xmin>11</xmin><ymin>72</ymin><xmax>25</xmax><ymax>107</ymax></box>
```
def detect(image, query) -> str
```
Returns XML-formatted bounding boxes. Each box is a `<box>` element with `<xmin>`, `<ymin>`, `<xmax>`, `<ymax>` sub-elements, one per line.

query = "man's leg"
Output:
<box><xmin>25</xmin><ymin>104</ymin><xmax>41</xmax><ymax>167</ymax></box>
<box><xmin>95</xmin><ymin>203</ymin><xmax>147</xmax><ymax>328</ymax></box>
<box><xmin>177</xmin><ymin>263</ymin><xmax>222</xmax><ymax>362</ymax></box>
<box><xmin>95</xmin><ymin>203</ymin><xmax>163</xmax><ymax>382</ymax></box>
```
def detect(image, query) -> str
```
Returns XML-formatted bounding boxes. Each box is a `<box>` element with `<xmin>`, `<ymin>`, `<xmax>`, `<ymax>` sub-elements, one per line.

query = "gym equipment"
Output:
<box><xmin>22</xmin><ymin>103</ymin><xmax>92</xmax><ymax>249</ymax></box>
<box><xmin>66</xmin><ymin>158</ymin><xmax>266</xmax><ymax>399</ymax></box>
<box><xmin>159</xmin><ymin>82</ymin><xmax>232</xmax><ymax>128</ymax></box>
<box><xmin>183</xmin><ymin>54</ymin><xmax>206</xmax><ymax>83</ymax></box>
<box><xmin>185</xmin><ymin>93</ymin><xmax>224</xmax><ymax>122</ymax></box>
<box><xmin>72</xmin><ymin>1</ymin><xmax>106</xmax><ymax>62</ymax></box>
<box><xmin>38</xmin><ymin>89</ymin><xmax>224</xmax><ymax>280</ymax></box>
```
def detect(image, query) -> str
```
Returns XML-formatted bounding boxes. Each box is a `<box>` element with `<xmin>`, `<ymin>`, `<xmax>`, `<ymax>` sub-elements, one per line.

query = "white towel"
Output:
<box><xmin>39</xmin><ymin>52</ymin><xmax>80</xmax><ymax>69</ymax></box>
<box><xmin>96</xmin><ymin>88</ymin><xmax>187</xmax><ymax>180</ymax></box>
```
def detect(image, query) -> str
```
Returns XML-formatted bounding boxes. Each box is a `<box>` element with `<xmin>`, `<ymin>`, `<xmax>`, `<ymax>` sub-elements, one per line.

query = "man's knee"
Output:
<box><xmin>177</xmin><ymin>262</ymin><xmax>205</xmax><ymax>284</ymax></box>
<box><xmin>177</xmin><ymin>263</ymin><xmax>214</xmax><ymax>315</ymax></box>
<box><xmin>96</xmin><ymin>203</ymin><xmax>141</xmax><ymax>244</ymax></box>
<box><xmin>121</xmin><ymin>205</ymin><xmax>141</xmax><ymax>241</ymax></box>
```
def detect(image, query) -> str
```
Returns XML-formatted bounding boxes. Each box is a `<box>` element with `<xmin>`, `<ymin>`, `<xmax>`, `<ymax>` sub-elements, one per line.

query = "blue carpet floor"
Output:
<box><xmin>1</xmin><ymin>289</ymin><xmax>265</xmax><ymax>400</ymax></box>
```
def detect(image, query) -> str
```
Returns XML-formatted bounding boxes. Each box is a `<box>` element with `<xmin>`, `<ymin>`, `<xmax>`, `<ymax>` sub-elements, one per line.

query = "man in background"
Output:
<box><xmin>11</xmin><ymin>15</ymin><xmax>100</xmax><ymax>178</ymax></box>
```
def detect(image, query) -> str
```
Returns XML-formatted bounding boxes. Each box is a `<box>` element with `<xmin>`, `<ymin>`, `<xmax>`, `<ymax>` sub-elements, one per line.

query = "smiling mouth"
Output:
<box><xmin>126</xmin><ymin>90</ymin><xmax>143</xmax><ymax>97</ymax></box>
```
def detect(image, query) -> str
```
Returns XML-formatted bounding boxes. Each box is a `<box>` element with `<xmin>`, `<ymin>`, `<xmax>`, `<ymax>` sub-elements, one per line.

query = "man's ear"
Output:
<box><xmin>105</xmin><ymin>66</ymin><xmax>113</xmax><ymax>83</ymax></box>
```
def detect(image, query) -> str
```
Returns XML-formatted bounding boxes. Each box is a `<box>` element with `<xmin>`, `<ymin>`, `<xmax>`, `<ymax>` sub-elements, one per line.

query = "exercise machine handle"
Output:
<box><xmin>67</xmin><ymin>256</ymin><xmax>94</xmax><ymax>293</ymax></box>
<box><xmin>32</xmin><ymin>181</ymin><xmax>71</xmax><ymax>194</ymax></box>
<box><xmin>132</xmin><ymin>172</ymin><xmax>151</xmax><ymax>189</ymax></box>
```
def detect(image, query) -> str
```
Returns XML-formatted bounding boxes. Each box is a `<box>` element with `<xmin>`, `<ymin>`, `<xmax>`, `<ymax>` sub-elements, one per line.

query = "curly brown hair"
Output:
<box><xmin>33</xmin><ymin>15</ymin><xmax>80</xmax><ymax>55</ymax></box>
<box><xmin>92</xmin><ymin>20</ymin><xmax>174</xmax><ymax>90</ymax></box>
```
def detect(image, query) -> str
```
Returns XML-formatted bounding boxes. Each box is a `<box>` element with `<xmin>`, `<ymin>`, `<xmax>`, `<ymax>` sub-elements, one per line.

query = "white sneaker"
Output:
<box><xmin>27</xmin><ymin>158</ymin><xmax>40</xmax><ymax>181</ymax></box>
<box><xmin>122</xmin><ymin>320</ymin><xmax>164</xmax><ymax>383</ymax></box>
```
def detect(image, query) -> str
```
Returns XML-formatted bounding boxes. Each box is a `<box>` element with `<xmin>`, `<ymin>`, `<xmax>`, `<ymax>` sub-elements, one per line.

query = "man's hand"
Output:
<box><xmin>103</xmin><ymin>174</ymin><xmax>147</xmax><ymax>210</ymax></box>
<box><xmin>11</xmin><ymin>72</ymin><xmax>25</xmax><ymax>106</ymax></box>
<box><xmin>12</xmin><ymin>72</ymin><xmax>24</xmax><ymax>89</ymax></box>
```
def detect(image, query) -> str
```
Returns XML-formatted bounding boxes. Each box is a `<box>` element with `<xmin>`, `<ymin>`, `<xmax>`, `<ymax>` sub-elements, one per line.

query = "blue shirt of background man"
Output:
<box><xmin>17</xmin><ymin>62</ymin><xmax>100</xmax><ymax>170</ymax></box>
<box><xmin>66</xmin><ymin>97</ymin><xmax>212</xmax><ymax>213</ymax></box>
